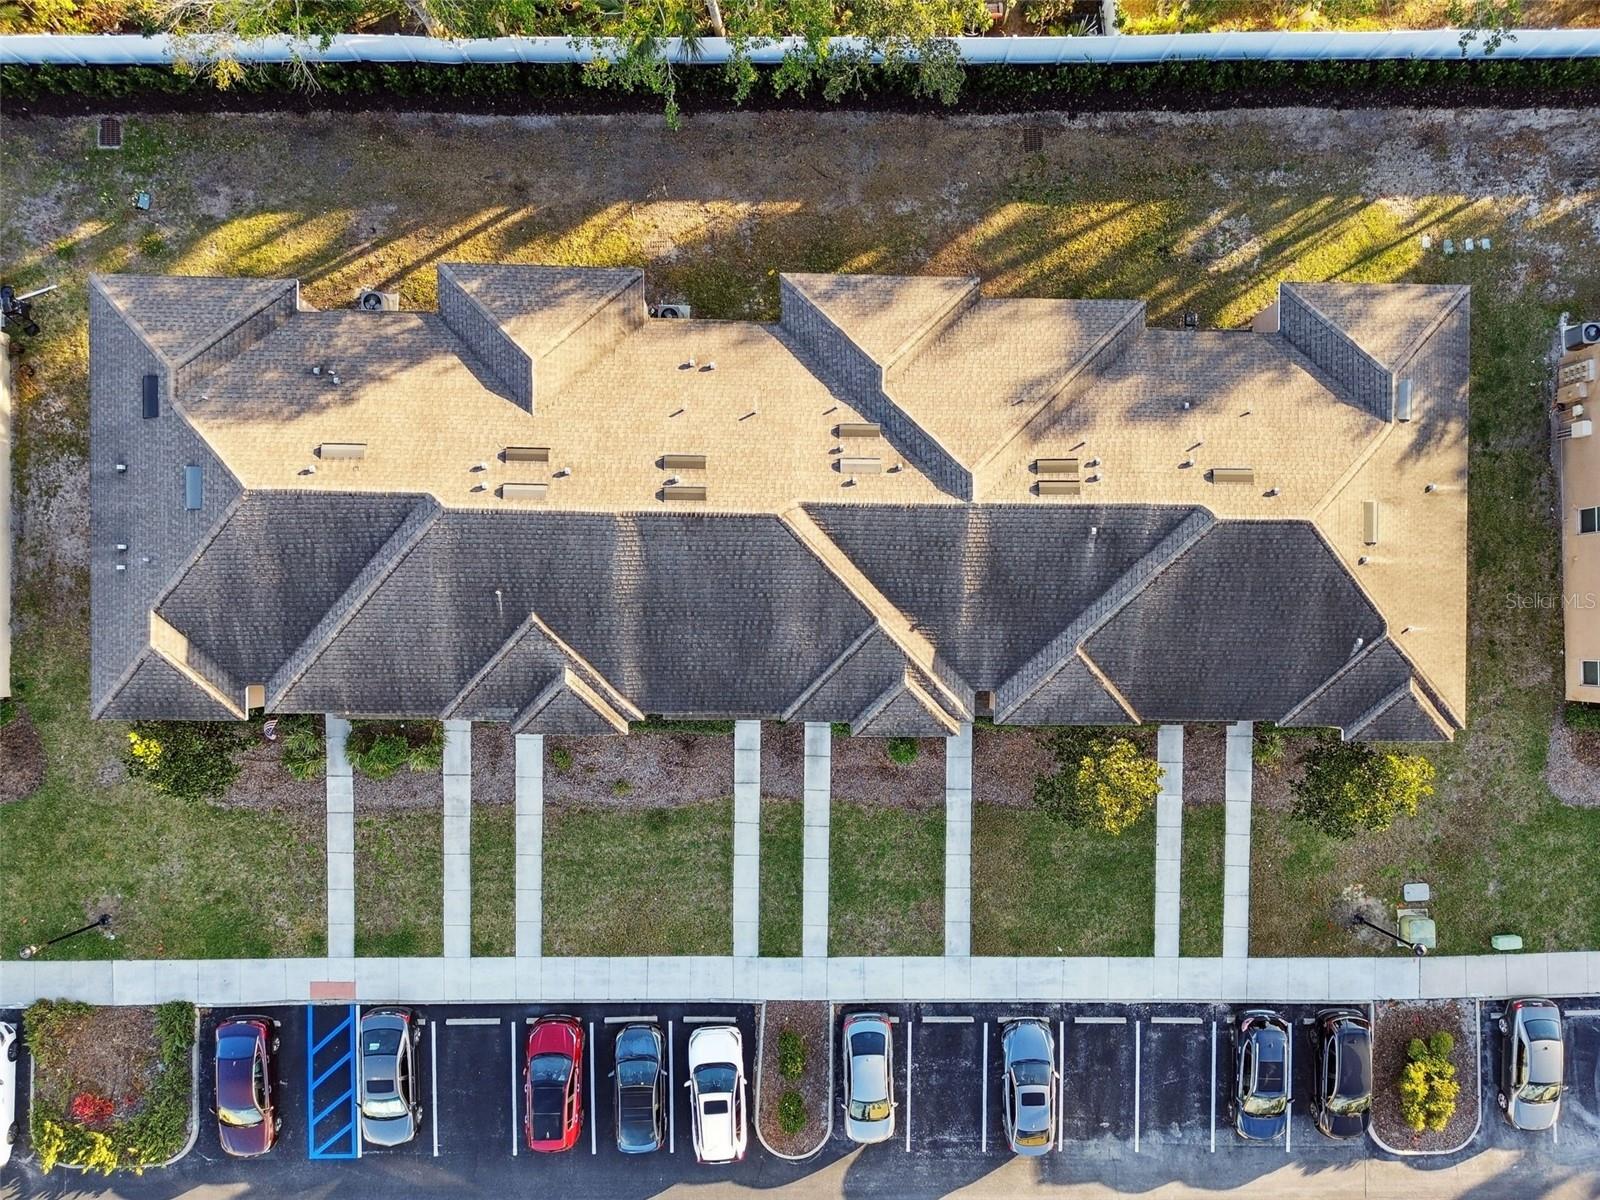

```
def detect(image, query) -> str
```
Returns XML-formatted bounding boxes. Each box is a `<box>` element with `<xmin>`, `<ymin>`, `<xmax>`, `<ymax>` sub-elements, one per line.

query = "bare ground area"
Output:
<box><xmin>1370</xmin><ymin>999</ymin><xmax>1479</xmax><ymax>1154</ymax></box>
<box><xmin>32</xmin><ymin>1006</ymin><xmax>160</xmax><ymax>1123</ymax></box>
<box><xmin>757</xmin><ymin>1001</ymin><xmax>831</xmax><ymax>1158</ymax></box>
<box><xmin>1544</xmin><ymin>723</ymin><xmax>1600</xmax><ymax>807</ymax></box>
<box><xmin>0</xmin><ymin>706</ymin><xmax>46</xmax><ymax>803</ymax></box>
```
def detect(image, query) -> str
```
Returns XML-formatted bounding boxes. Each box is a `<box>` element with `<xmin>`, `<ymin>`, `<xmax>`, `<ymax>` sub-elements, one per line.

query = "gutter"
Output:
<box><xmin>3</xmin><ymin>29</ymin><xmax>1600</xmax><ymax>68</ymax></box>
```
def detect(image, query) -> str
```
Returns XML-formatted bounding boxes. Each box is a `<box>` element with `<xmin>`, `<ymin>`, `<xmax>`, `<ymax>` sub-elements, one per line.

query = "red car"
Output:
<box><xmin>214</xmin><ymin>1015</ymin><xmax>280</xmax><ymax>1157</ymax></box>
<box><xmin>524</xmin><ymin>1015</ymin><xmax>584</xmax><ymax>1153</ymax></box>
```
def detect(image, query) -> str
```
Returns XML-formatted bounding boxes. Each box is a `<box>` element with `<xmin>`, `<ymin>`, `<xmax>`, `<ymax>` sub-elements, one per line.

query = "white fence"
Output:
<box><xmin>3</xmin><ymin>29</ymin><xmax>1600</xmax><ymax>69</ymax></box>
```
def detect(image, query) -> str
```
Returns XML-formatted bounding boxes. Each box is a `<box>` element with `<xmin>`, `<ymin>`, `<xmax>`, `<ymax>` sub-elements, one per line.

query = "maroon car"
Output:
<box><xmin>215</xmin><ymin>1016</ymin><xmax>280</xmax><ymax>1157</ymax></box>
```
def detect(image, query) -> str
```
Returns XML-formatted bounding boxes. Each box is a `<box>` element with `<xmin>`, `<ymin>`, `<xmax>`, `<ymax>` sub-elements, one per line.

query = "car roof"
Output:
<box><xmin>698</xmin><ymin>1103</ymin><xmax>736</xmax><ymax>1157</ymax></box>
<box><xmin>1015</xmin><ymin>1084</ymin><xmax>1053</xmax><ymax>1132</ymax></box>
<box><xmin>216</xmin><ymin>1056</ymin><xmax>258</xmax><ymax>1108</ymax></box>
<box><xmin>1527</xmin><ymin>1039</ymin><xmax>1563</xmax><ymax>1083</ymax></box>
<box><xmin>1334</xmin><ymin>1029</ymin><xmax>1371</xmax><ymax>1097</ymax></box>
<box><xmin>850</xmin><ymin>1049</ymin><xmax>889</xmax><ymax>1101</ymax></box>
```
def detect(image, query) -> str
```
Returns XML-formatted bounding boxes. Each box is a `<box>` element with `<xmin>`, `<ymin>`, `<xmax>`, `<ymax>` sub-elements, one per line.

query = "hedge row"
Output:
<box><xmin>4</xmin><ymin>55</ymin><xmax>1599</xmax><ymax>114</ymax></box>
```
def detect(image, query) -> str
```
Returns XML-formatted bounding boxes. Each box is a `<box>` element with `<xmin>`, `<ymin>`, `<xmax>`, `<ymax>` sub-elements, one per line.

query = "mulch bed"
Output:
<box><xmin>757</xmin><ymin>1000</ymin><xmax>831</xmax><ymax>1158</ymax></box>
<box><xmin>1545</xmin><ymin>722</ymin><xmax>1600</xmax><ymax>808</ymax></box>
<box><xmin>33</xmin><ymin>1006</ymin><xmax>161</xmax><ymax>1127</ymax></box>
<box><xmin>1370</xmin><ymin>999</ymin><xmax>1479</xmax><ymax>1153</ymax></box>
<box><xmin>217</xmin><ymin>731</ymin><xmax>325</xmax><ymax>812</ymax></box>
<box><xmin>1181</xmin><ymin>722</ymin><xmax>1310</xmax><ymax>809</ymax></box>
<box><xmin>0</xmin><ymin>704</ymin><xmax>46</xmax><ymax>803</ymax></box>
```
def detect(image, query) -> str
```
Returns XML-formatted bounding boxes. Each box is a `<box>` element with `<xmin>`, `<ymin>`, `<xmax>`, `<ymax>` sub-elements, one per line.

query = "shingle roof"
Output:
<box><xmin>1283</xmin><ymin>283</ymin><xmax>1463</xmax><ymax>372</ymax></box>
<box><xmin>88</xmin><ymin>266</ymin><xmax>1469</xmax><ymax>740</ymax></box>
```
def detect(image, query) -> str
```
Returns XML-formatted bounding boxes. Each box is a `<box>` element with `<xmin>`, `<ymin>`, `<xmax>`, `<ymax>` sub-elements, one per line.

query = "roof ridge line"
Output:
<box><xmin>265</xmin><ymin>495</ymin><xmax>442</xmax><ymax>708</ymax></box>
<box><xmin>443</xmin><ymin>608</ymin><xmax>542</xmax><ymax>718</ymax></box>
<box><xmin>511</xmin><ymin>666</ymin><xmax>630</xmax><ymax>735</ymax></box>
<box><xmin>1076</xmin><ymin>646</ymin><xmax>1141</xmax><ymax>724</ymax></box>
<box><xmin>89</xmin><ymin>274</ymin><xmax>177</xmax><ymax>374</ymax></box>
<box><xmin>1343</xmin><ymin>682</ymin><xmax>1413</xmax><ymax>741</ymax></box>
<box><xmin>1281</xmin><ymin>281</ymin><xmax>1393</xmax><ymax>381</ymax></box>
<box><xmin>170</xmin><ymin>278</ymin><xmax>298</xmax><ymax>372</ymax></box>
<box><xmin>780</xmin><ymin>622</ymin><xmax>880</xmax><ymax>722</ymax></box>
<box><xmin>526</xmin><ymin>612</ymin><xmax>643</xmax><ymax>722</ymax></box>
<box><xmin>994</xmin><ymin>508</ymin><xmax>1214</xmax><ymax>723</ymax></box>
<box><xmin>148</xmin><ymin>640</ymin><xmax>246</xmax><ymax>720</ymax></box>
<box><xmin>92</xmin><ymin>649</ymin><xmax>156</xmax><ymax>720</ymax></box>
<box><xmin>1387</xmin><ymin>286</ymin><xmax>1468</xmax><ymax>375</ymax></box>
<box><xmin>881</xmin><ymin>278</ymin><xmax>981</xmax><ymax>372</ymax></box>
<box><xmin>1277</xmin><ymin>634</ymin><xmax>1390</xmax><ymax>725</ymax></box>
<box><xmin>780</xmin><ymin>504</ymin><xmax>971</xmax><ymax>720</ymax></box>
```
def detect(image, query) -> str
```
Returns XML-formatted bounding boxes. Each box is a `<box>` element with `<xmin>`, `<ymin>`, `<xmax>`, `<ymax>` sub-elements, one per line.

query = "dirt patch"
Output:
<box><xmin>1182</xmin><ymin>723</ymin><xmax>1314</xmax><ymax>809</ymax></box>
<box><xmin>216</xmin><ymin>731</ymin><xmax>325</xmax><ymax>813</ymax></box>
<box><xmin>1544</xmin><ymin>721</ymin><xmax>1600</xmax><ymax>807</ymax></box>
<box><xmin>355</xmin><ymin>760</ymin><xmax>443</xmax><ymax>810</ymax></box>
<box><xmin>0</xmin><ymin>705</ymin><xmax>46</xmax><ymax>802</ymax></box>
<box><xmin>32</xmin><ymin>1005</ymin><xmax>160</xmax><ymax>1124</ymax></box>
<box><xmin>758</xmin><ymin>1000</ymin><xmax>831</xmax><ymax>1158</ymax></box>
<box><xmin>1370</xmin><ymin>999</ymin><xmax>1479</xmax><ymax>1154</ymax></box>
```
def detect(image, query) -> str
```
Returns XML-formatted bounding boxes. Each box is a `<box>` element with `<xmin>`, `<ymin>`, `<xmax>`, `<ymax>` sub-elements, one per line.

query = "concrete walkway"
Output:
<box><xmin>945</xmin><ymin>723</ymin><xmax>973</xmax><ymax>958</ymax></box>
<box><xmin>1153</xmin><ymin>725</ymin><xmax>1184</xmax><ymax>958</ymax></box>
<box><xmin>1223</xmin><ymin>720</ymin><xmax>1253</xmax><ymax>959</ymax></box>
<box><xmin>6</xmin><ymin>950</ymin><xmax>1594</xmax><ymax>1008</ymax></box>
<box><xmin>325</xmin><ymin>715</ymin><xmax>354</xmax><ymax>959</ymax></box>
<box><xmin>802</xmin><ymin>722</ymin><xmax>830</xmax><ymax>960</ymax></box>
<box><xmin>515</xmin><ymin>733</ymin><xmax>544</xmax><ymax>959</ymax></box>
<box><xmin>733</xmin><ymin>720</ymin><xmax>761</xmax><ymax>958</ymax></box>
<box><xmin>442</xmin><ymin>720</ymin><xmax>472</xmax><ymax>959</ymax></box>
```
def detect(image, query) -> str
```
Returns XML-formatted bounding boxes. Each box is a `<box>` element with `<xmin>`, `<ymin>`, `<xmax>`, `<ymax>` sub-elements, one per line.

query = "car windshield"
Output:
<box><xmin>848</xmin><ymin>1098</ymin><xmax>893</xmax><ymax>1122</ymax></box>
<box><xmin>694</xmin><ymin>1063</ymin><xmax>736</xmax><ymax>1094</ymax></box>
<box><xmin>618</xmin><ymin>1060</ymin><xmax>657</xmax><ymax>1089</ymax></box>
<box><xmin>1012</xmin><ymin>1061</ymin><xmax>1051</xmax><ymax>1087</ymax></box>
<box><xmin>1242</xmin><ymin>1092</ymin><xmax>1287</xmax><ymax>1116</ymax></box>
<box><xmin>363</xmin><ymin>1027</ymin><xmax>402</xmax><ymax>1056</ymax></box>
<box><xmin>217</xmin><ymin>1100</ymin><xmax>263</xmax><ymax>1127</ymax></box>
<box><xmin>1327</xmin><ymin>1093</ymin><xmax>1370</xmax><ymax>1116</ymax></box>
<box><xmin>529</xmin><ymin>1052</ymin><xmax>572</xmax><ymax>1085</ymax></box>
<box><xmin>1524</xmin><ymin>1018</ymin><xmax>1561</xmax><ymax>1042</ymax></box>
<box><xmin>1518</xmin><ymin>1082</ymin><xmax>1562</xmax><ymax>1104</ymax></box>
<box><xmin>216</xmin><ymin>1035</ymin><xmax>257</xmax><ymax>1061</ymax></box>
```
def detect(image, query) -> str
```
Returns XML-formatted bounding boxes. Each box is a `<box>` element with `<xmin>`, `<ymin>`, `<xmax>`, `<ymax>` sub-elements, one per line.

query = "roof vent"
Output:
<box><xmin>499</xmin><ymin>482</ymin><xmax>548</xmax><ymax>501</ymax></box>
<box><xmin>319</xmin><ymin>442</ymin><xmax>366</xmax><ymax>460</ymax></box>
<box><xmin>839</xmin><ymin>456</ymin><xmax>883</xmax><ymax>475</ymax></box>
<box><xmin>1034</xmin><ymin>457</ymin><xmax>1080</xmax><ymax>476</ymax></box>
<box><xmin>1362</xmin><ymin>500</ymin><xmax>1381</xmax><ymax>546</ymax></box>
<box><xmin>183</xmin><ymin>464</ymin><xmax>203</xmax><ymax>510</ymax></box>
<box><xmin>504</xmin><ymin>446</ymin><xmax>550</xmax><ymax>463</ymax></box>
<box><xmin>141</xmin><ymin>374</ymin><xmax>159</xmax><ymax>419</ymax></box>
<box><xmin>660</xmin><ymin>453</ymin><xmax>707</xmax><ymax>471</ymax></box>
<box><xmin>1211</xmin><ymin>466</ymin><xmax>1255</xmax><ymax>484</ymax></box>
<box><xmin>650</xmin><ymin>303</ymin><xmax>692</xmax><ymax>319</ymax></box>
<box><xmin>662</xmin><ymin>484</ymin><xmax>707</xmax><ymax>501</ymax></box>
<box><xmin>355</xmin><ymin>289</ymin><xmax>399</xmax><ymax>312</ymax></box>
<box><xmin>836</xmin><ymin>422</ymin><xmax>882</xmax><ymax>439</ymax></box>
<box><xmin>1036</xmin><ymin>479</ymin><xmax>1082</xmax><ymax>496</ymax></box>
<box><xmin>1396</xmin><ymin>378</ymin><xmax>1414</xmax><ymax>422</ymax></box>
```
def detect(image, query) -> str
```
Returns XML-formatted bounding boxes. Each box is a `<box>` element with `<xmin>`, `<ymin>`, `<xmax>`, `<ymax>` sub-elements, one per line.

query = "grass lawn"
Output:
<box><xmin>5</xmin><ymin>108</ymin><xmax>1600</xmax><ymax>955</ymax></box>
<box><xmin>543</xmin><ymin>800</ymin><xmax>732</xmax><ymax>956</ymax></box>
<box><xmin>354</xmin><ymin>807</ymin><xmax>442</xmax><ymax>957</ymax></box>
<box><xmin>829</xmin><ymin>801</ymin><xmax>944</xmax><ymax>957</ymax></box>
<box><xmin>1180</xmin><ymin>805</ymin><xmax>1225</xmax><ymax>958</ymax></box>
<box><xmin>471</xmin><ymin>804</ymin><xmax>516</xmax><ymax>957</ymax></box>
<box><xmin>760</xmin><ymin>799</ymin><xmax>803</xmax><ymax>958</ymax></box>
<box><xmin>971</xmin><ymin>803</ymin><xmax>1155</xmax><ymax>957</ymax></box>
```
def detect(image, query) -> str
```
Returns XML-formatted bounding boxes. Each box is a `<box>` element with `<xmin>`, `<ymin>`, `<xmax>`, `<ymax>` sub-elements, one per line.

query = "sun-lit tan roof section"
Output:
<box><xmin>984</xmin><ymin>330</ymin><xmax>1385</xmax><ymax>516</ymax></box>
<box><xmin>441</xmin><ymin>261</ymin><xmax>641</xmax><ymax>359</ymax></box>
<box><xmin>783</xmin><ymin>272</ymin><xmax>978</xmax><ymax>365</ymax></box>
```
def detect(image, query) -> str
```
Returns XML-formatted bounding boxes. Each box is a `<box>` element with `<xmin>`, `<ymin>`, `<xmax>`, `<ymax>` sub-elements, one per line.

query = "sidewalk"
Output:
<box><xmin>3</xmin><ymin>950</ymin><xmax>1594</xmax><ymax>1008</ymax></box>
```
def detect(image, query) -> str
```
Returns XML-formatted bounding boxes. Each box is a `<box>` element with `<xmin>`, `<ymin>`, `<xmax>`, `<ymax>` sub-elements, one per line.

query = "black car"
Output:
<box><xmin>613</xmin><ymin>1022</ymin><xmax>666</xmax><ymax>1154</ymax></box>
<box><xmin>1233</xmin><ymin>1010</ymin><xmax>1291</xmax><ymax>1141</ymax></box>
<box><xmin>1310</xmin><ymin>1008</ymin><xmax>1372</xmax><ymax>1138</ymax></box>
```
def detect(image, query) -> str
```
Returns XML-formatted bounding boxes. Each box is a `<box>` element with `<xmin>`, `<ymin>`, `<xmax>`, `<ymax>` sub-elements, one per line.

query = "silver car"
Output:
<box><xmin>842</xmin><ymin>1012</ymin><xmax>896</xmax><ymax>1145</ymax></box>
<box><xmin>1498</xmin><ymin>998</ymin><xmax>1565</xmax><ymax>1131</ymax></box>
<box><xmin>1000</xmin><ymin>1019</ymin><xmax>1057</xmax><ymax>1156</ymax></box>
<box><xmin>359</xmin><ymin>1007</ymin><xmax>423</xmax><ymax>1147</ymax></box>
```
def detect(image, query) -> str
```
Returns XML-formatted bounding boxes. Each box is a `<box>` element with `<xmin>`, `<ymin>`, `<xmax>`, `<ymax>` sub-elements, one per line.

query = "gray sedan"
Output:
<box><xmin>1000</xmin><ymin>1019</ymin><xmax>1057</xmax><ymax>1156</ymax></box>
<box><xmin>1498</xmin><ymin>998</ymin><xmax>1565</xmax><ymax>1131</ymax></box>
<box><xmin>842</xmin><ymin>1012</ymin><xmax>896</xmax><ymax>1145</ymax></box>
<box><xmin>359</xmin><ymin>1008</ymin><xmax>424</xmax><ymax>1147</ymax></box>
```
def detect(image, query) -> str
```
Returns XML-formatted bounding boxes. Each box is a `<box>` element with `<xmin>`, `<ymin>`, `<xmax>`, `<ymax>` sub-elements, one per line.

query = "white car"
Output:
<box><xmin>686</xmin><ymin>1025</ymin><xmax>747</xmax><ymax>1164</ymax></box>
<box><xmin>0</xmin><ymin>1021</ymin><xmax>18</xmax><ymax>1168</ymax></box>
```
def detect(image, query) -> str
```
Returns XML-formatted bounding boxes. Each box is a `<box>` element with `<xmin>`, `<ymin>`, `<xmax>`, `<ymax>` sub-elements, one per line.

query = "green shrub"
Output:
<box><xmin>631</xmin><ymin>717</ymin><xmax>735</xmax><ymax>735</ymax></box>
<box><xmin>1290</xmin><ymin>737</ymin><xmax>1435</xmax><ymax>839</ymax></box>
<box><xmin>886</xmin><ymin>737</ymin><xmax>919</xmax><ymax>765</ymax></box>
<box><xmin>551</xmin><ymin>746</ymin><xmax>574</xmax><ymax>772</ymax></box>
<box><xmin>1033</xmin><ymin>728</ymin><xmax>1162</xmax><ymax>835</ymax></box>
<box><xmin>777</xmin><ymin>1089</ymin><xmax>807</xmax><ymax>1136</ymax></box>
<box><xmin>611</xmin><ymin>778</ymin><xmax>633</xmax><ymax>797</ymax></box>
<box><xmin>1428</xmin><ymin>1030</ymin><xmax>1455</xmax><ymax>1060</ymax></box>
<box><xmin>1254</xmin><ymin>724</ymin><xmax>1286</xmax><ymax>769</ymax></box>
<box><xmin>277</xmin><ymin>714</ymin><xmax>326</xmax><ymax>780</ymax></box>
<box><xmin>23</xmin><ymin>999</ymin><xmax>92</xmax><ymax>1071</ymax></box>
<box><xmin>830</xmin><ymin>722</ymin><xmax>852</xmax><ymax>739</ymax></box>
<box><xmin>1397</xmin><ymin>1028</ymin><xmax>1460</xmax><ymax>1133</ymax></box>
<box><xmin>346</xmin><ymin>720</ymin><xmax>443</xmax><ymax>779</ymax></box>
<box><xmin>778</xmin><ymin>1028</ymin><xmax>806</xmax><ymax>1079</ymax></box>
<box><xmin>1565</xmin><ymin>702</ymin><xmax>1600</xmax><ymax>732</ymax></box>
<box><xmin>123</xmin><ymin>721</ymin><xmax>249</xmax><ymax>802</ymax></box>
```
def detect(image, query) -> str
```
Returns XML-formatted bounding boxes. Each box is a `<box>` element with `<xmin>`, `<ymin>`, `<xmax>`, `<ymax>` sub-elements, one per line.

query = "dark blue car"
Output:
<box><xmin>1234</xmin><ymin>1010</ymin><xmax>1291</xmax><ymax>1141</ymax></box>
<box><xmin>613</xmin><ymin>1023</ymin><xmax>666</xmax><ymax>1153</ymax></box>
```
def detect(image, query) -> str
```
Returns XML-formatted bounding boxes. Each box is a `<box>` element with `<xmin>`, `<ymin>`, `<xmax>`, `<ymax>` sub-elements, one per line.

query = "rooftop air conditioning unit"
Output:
<box><xmin>355</xmin><ymin>289</ymin><xmax>399</xmax><ymax>312</ymax></box>
<box><xmin>650</xmin><ymin>303</ymin><xmax>692</xmax><ymax>319</ymax></box>
<box><xmin>1564</xmin><ymin>320</ymin><xmax>1600</xmax><ymax>351</ymax></box>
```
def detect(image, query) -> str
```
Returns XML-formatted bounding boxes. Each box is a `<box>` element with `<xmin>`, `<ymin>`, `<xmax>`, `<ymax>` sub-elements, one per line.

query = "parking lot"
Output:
<box><xmin>3</xmin><ymin>995</ymin><xmax>1599</xmax><ymax>1198</ymax></box>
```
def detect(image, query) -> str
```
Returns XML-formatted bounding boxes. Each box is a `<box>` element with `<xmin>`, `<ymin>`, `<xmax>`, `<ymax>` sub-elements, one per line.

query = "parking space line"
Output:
<box><xmin>445</xmin><ymin>1017</ymin><xmax>501</xmax><ymax>1026</ymax></box>
<box><xmin>589</xmin><ymin>1021</ymin><xmax>598</xmax><ymax>1156</ymax></box>
<box><xmin>921</xmin><ymin>1015</ymin><xmax>973</xmax><ymax>1024</ymax></box>
<box><xmin>1565</xmin><ymin>1009</ymin><xmax>1600</xmax><ymax>1018</ymax></box>
<box><xmin>1151</xmin><ymin>1016</ymin><xmax>1203</xmax><ymax>1025</ymax></box>
<box><xmin>1285</xmin><ymin>1035</ymin><xmax>1292</xmax><ymax>1156</ymax></box>
<box><xmin>604</xmin><ymin>1014</ymin><xmax>657</xmax><ymax>1024</ymax></box>
<box><xmin>430</xmin><ymin>1020</ymin><xmax>439</xmax><ymax>1158</ymax></box>
<box><xmin>981</xmin><ymin>1021</ymin><xmax>989</xmax><ymax>1154</ymax></box>
<box><xmin>668</xmin><ymin>1020</ymin><xmax>676</xmax><ymax>1155</ymax></box>
<box><xmin>1133</xmin><ymin>1020</ymin><xmax>1141</xmax><ymax>1154</ymax></box>
<box><xmin>1209</xmin><ymin>1020</ymin><xmax>1217</xmax><ymax>1154</ymax></box>
<box><xmin>1056</xmin><ymin>1018</ymin><xmax>1065</xmax><ymax>1154</ymax></box>
<box><xmin>1074</xmin><ymin>1015</ymin><xmax>1127</xmax><ymax>1025</ymax></box>
<box><xmin>905</xmin><ymin>1018</ymin><xmax>913</xmax><ymax>1152</ymax></box>
<box><xmin>683</xmin><ymin>1014</ymin><xmax>737</xmax><ymax>1024</ymax></box>
<box><xmin>999</xmin><ymin>1013</ymin><xmax>1051</xmax><ymax>1024</ymax></box>
<box><xmin>510</xmin><ymin>1023</ymin><xmax>519</xmax><ymax>1158</ymax></box>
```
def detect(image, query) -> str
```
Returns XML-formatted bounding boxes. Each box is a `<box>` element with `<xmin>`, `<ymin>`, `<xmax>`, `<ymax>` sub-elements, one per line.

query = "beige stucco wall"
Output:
<box><xmin>1558</xmin><ymin>341</ymin><xmax>1600</xmax><ymax>703</ymax></box>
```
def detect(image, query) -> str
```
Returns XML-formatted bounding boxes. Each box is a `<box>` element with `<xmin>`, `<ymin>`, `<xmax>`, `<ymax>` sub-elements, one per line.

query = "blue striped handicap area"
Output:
<box><xmin>307</xmin><ymin>1003</ymin><xmax>360</xmax><ymax>1160</ymax></box>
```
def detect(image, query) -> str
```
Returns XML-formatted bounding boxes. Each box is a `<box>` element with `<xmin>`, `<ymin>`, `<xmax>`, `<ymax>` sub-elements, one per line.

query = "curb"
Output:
<box><xmin>752</xmin><ymin>999</ymin><xmax>834</xmax><ymax>1162</ymax></box>
<box><xmin>1365</xmin><ymin>998</ymin><xmax>1483</xmax><ymax>1158</ymax></box>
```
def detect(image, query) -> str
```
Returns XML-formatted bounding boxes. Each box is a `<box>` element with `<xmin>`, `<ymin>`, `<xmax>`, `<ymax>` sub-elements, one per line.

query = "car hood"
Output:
<box><xmin>1509</xmin><ymin>1097</ymin><xmax>1559</xmax><ymax>1130</ymax></box>
<box><xmin>1237</xmin><ymin>1110</ymin><xmax>1287</xmax><ymax>1140</ymax></box>
<box><xmin>218</xmin><ymin>1119</ymin><xmax>273</xmax><ymax>1157</ymax></box>
<box><xmin>361</xmin><ymin>1112</ymin><xmax>414</xmax><ymax>1146</ymax></box>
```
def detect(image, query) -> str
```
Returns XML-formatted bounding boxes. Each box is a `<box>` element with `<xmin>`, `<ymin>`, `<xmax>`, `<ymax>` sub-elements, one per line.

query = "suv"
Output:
<box><xmin>1498</xmin><ymin>998</ymin><xmax>1565</xmax><ymax>1131</ymax></box>
<box><xmin>1233</xmin><ymin>1010</ymin><xmax>1291</xmax><ymax>1141</ymax></box>
<box><xmin>687</xmin><ymin>1025</ymin><xmax>747</xmax><ymax>1164</ymax></box>
<box><xmin>1310</xmin><ymin>1008</ymin><xmax>1371</xmax><ymax>1139</ymax></box>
